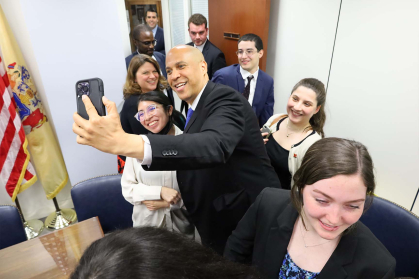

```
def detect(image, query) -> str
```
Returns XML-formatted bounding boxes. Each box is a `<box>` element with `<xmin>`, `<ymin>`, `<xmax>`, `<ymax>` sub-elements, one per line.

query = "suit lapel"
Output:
<box><xmin>317</xmin><ymin>227</ymin><xmax>358</xmax><ymax>279</ymax></box>
<box><xmin>184</xmin><ymin>81</ymin><xmax>214</xmax><ymax>133</ymax></box>
<box><xmin>263</xmin><ymin>203</ymin><xmax>298</xmax><ymax>278</ymax></box>
<box><xmin>202</xmin><ymin>39</ymin><xmax>210</xmax><ymax>59</ymax></box>
<box><xmin>235</xmin><ymin>65</ymin><xmax>245</xmax><ymax>93</ymax></box>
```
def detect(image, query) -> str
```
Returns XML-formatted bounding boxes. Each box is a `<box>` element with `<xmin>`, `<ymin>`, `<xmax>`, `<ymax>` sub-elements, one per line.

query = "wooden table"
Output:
<box><xmin>0</xmin><ymin>217</ymin><xmax>104</xmax><ymax>279</ymax></box>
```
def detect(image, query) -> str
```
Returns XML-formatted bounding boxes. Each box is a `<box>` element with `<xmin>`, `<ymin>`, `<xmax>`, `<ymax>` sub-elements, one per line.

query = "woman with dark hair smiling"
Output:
<box><xmin>121</xmin><ymin>91</ymin><xmax>191</xmax><ymax>236</ymax></box>
<box><xmin>262</xmin><ymin>78</ymin><xmax>326</xmax><ymax>190</ymax></box>
<box><xmin>224</xmin><ymin>138</ymin><xmax>395</xmax><ymax>279</ymax></box>
<box><xmin>118</xmin><ymin>54</ymin><xmax>175</xmax><ymax>173</ymax></box>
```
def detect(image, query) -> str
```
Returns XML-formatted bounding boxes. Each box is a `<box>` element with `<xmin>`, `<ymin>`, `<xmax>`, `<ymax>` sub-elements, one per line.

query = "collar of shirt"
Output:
<box><xmin>194</xmin><ymin>39</ymin><xmax>207</xmax><ymax>53</ymax></box>
<box><xmin>151</xmin><ymin>25</ymin><xmax>158</xmax><ymax>37</ymax></box>
<box><xmin>189</xmin><ymin>82</ymin><xmax>208</xmax><ymax>111</ymax></box>
<box><xmin>240</xmin><ymin>66</ymin><xmax>259</xmax><ymax>82</ymax></box>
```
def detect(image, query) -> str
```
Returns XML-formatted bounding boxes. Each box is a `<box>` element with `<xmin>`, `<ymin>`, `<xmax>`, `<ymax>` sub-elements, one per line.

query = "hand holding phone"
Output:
<box><xmin>261</xmin><ymin>125</ymin><xmax>272</xmax><ymax>139</ymax></box>
<box><xmin>76</xmin><ymin>78</ymin><xmax>105</xmax><ymax>120</ymax></box>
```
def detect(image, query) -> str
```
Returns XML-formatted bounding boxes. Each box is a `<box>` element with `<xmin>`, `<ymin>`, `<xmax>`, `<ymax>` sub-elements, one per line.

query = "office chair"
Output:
<box><xmin>0</xmin><ymin>205</ymin><xmax>27</xmax><ymax>249</ymax></box>
<box><xmin>360</xmin><ymin>196</ymin><xmax>419</xmax><ymax>278</ymax></box>
<box><xmin>71</xmin><ymin>174</ymin><xmax>133</xmax><ymax>234</ymax></box>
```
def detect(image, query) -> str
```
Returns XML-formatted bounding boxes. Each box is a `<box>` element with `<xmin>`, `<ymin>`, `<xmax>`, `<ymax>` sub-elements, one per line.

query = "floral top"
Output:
<box><xmin>279</xmin><ymin>252</ymin><xmax>319</xmax><ymax>279</ymax></box>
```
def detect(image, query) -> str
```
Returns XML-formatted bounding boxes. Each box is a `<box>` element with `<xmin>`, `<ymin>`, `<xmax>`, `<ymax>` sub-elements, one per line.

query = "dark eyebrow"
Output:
<box><xmin>313</xmin><ymin>189</ymin><xmax>365</xmax><ymax>203</ymax></box>
<box><xmin>166</xmin><ymin>61</ymin><xmax>186</xmax><ymax>71</ymax></box>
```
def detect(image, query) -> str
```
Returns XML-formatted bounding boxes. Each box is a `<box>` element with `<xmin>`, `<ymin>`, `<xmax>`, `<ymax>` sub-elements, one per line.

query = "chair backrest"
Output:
<box><xmin>0</xmin><ymin>205</ymin><xmax>27</xmax><ymax>249</ymax></box>
<box><xmin>71</xmin><ymin>174</ymin><xmax>133</xmax><ymax>234</ymax></box>
<box><xmin>360</xmin><ymin>196</ymin><xmax>419</xmax><ymax>278</ymax></box>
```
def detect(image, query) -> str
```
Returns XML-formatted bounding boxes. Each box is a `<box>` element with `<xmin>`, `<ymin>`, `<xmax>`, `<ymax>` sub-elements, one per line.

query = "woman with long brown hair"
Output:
<box><xmin>262</xmin><ymin>78</ymin><xmax>326</xmax><ymax>190</ymax></box>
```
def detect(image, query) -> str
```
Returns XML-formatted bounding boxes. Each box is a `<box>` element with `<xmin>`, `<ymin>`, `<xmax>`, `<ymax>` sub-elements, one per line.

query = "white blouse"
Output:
<box><xmin>121</xmin><ymin>126</ymin><xmax>191</xmax><ymax>234</ymax></box>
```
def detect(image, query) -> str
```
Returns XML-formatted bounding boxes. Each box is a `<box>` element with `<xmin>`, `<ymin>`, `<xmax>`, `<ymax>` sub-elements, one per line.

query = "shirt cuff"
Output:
<box><xmin>138</xmin><ymin>135</ymin><xmax>152</xmax><ymax>166</ymax></box>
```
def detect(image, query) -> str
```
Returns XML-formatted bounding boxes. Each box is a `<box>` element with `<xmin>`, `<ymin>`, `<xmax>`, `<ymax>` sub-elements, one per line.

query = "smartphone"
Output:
<box><xmin>261</xmin><ymin>125</ymin><xmax>272</xmax><ymax>139</ymax></box>
<box><xmin>76</xmin><ymin>78</ymin><xmax>105</xmax><ymax>120</ymax></box>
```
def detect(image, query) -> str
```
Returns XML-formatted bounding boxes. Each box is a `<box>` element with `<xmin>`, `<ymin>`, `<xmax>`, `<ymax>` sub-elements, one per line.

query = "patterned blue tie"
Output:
<box><xmin>185</xmin><ymin>108</ymin><xmax>194</xmax><ymax>128</ymax></box>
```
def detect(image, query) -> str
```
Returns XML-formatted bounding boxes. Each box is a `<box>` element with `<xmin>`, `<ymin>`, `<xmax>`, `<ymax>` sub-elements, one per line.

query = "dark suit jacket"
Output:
<box><xmin>224</xmin><ymin>188</ymin><xmax>396</xmax><ymax>279</ymax></box>
<box><xmin>124</xmin><ymin>51</ymin><xmax>174</xmax><ymax>108</ymax></box>
<box><xmin>144</xmin><ymin>81</ymin><xmax>281</xmax><ymax>254</ymax></box>
<box><xmin>212</xmin><ymin>64</ymin><xmax>274</xmax><ymax>127</ymax></box>
<box><xmin>154</xmin><ymin>26</ymin><xmax>165</xmax><ymax>55</ymax></box>
<box><xmin>186</xmin><ymin>40</ymin><xmax>226</xmax><ymax>80</ymax></box>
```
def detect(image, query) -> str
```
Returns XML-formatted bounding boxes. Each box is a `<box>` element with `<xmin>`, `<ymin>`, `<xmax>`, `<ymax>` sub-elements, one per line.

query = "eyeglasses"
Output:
<box><xmin>236</xmin><ymin>49</ymin><xmax>257</xmax><ymax>57</ymax></box>
<box><xmin>134</xmin><ymin>104</ymin><xmax>160</xmax><ymax>122</ymax></box>
<box><xmin>135</xmin><ymin>39</ymin><xmax>157</xmax><ymax>46</ymax></box>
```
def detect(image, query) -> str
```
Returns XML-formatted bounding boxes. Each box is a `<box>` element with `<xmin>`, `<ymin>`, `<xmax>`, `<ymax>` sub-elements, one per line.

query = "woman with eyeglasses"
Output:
<box><xmin>121</xmin><ymin>91</ymin><xmax>193</xmax><ymax>237</ymax></box>
<box><xmin>261</xmin><ymin>78</ymin><xmax>326</xmax><ymax>190</ymax></box>
<box><xmin>224</xmin><ymin>138</ymin><xmax>396</xmax><ymax>279</ymax></box>
<box><xmin>118</xmin><ymin>54</ymin><xmax>180</xmax><ymax>173</ymax></box>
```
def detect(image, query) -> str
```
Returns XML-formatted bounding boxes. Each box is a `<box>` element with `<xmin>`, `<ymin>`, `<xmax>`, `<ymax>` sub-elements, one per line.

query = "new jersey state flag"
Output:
<box><xmin>0</xmin><ymin>6</ymin><xmax>68</xmax><ymax>199</ymax></box>
<box><xmin>0</xmin><ymin>53</ymin><xmax>37</xmax><ymax>201</ymax></box>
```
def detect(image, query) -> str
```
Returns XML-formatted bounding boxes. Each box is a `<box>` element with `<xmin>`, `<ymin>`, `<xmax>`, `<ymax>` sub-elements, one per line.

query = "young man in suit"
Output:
<box><xmin>212</xmin><ymin>34</ymin><xmax>274</xmax><ymax>127</ymax></box>
<box><xmin>181</xmin><ymin>13</ymin><xmax>227</xmax><ymax>114</ymax></box>
<box><xmin>186</xmin><ymin>13</ymin><xmax>226</xmax><ymax>80</ymax></box>
<box><xmin>145</xmin><ymin>9</ymin><xmax>165</xmax><ymax>55</ymax></box>
<box><xmin>125</xmin><ymin>24</ymin><xmax>174</xmax><ymax>107</ymax></box>
<box><xmin>73</xmin><ymin>45</ymin><xmax>281</xmax><ymax>255</ymax></box>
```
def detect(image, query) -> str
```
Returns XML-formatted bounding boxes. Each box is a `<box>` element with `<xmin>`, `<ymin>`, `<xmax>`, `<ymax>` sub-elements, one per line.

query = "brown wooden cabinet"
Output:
<box><xmin>208</xmin><ymin>0</ymin><xmax>271</xmax><ymax>71</ymax></box>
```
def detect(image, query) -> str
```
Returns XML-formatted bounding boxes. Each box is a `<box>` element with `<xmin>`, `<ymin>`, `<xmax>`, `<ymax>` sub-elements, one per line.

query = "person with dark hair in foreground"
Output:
<box><xmin>70</xmin><ymin>227</ymin><xmax>260</xmax><ymax>279</ymax></box>
<box><xmin>224</xmin><ymin>138</ymin><xmax>396</xmax><ymax>279</ymax></box>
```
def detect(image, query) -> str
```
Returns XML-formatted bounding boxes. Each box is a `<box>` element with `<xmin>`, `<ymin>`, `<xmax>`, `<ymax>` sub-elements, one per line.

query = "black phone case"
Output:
<box><xmin>76</xmin><ymin>78</ymin><xmax>105</xmax><ymax>120</ymax></box>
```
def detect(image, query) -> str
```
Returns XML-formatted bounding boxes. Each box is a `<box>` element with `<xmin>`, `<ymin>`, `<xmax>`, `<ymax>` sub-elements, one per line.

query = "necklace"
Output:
<box><xmin>299</xmin><ymin>219</ymin><xmax>332</xmax><ymax>248</ymax></box>
<box><xmin>286</xmin><ymin>119</ymin><xmax>310</xmax><ymax>137</ymax></box>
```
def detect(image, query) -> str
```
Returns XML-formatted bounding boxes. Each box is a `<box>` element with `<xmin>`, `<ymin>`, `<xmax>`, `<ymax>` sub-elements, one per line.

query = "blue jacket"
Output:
<box><xmin>154</xmin><ymin>26</ymin><xmax>165</xmax><ymax>55</ymax></box>
<box><xmin>212</xmin><ymin>64</ymin><xmax>274</xmax><ymax>127</ymax></box>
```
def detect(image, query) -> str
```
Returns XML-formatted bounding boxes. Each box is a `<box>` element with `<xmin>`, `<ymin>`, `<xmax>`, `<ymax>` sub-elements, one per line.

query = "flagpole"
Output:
<box><xmin>44</xmin><ymin>197</ymin><xmax>77</xmax><ymax>230</ymax></box>
<box><xmin>15</xmin><ymin>197</ymin><xmax>45</xmax><ymax>239</ymax></box>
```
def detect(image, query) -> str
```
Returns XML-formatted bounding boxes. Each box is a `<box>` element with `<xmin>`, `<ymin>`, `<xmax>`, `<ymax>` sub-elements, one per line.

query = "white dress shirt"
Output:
<box><xmin>194</xmin><ymin>38</ymin><xmax>207</xmax><ymax>53</ymax></box>
<box><xmin>151</xmin><ymin>25</ymin><xmax>158</xmax><ymax>38</ymax></box>
<box><xmin>239</xmin><ymin>66</ymin><xmax>259</xmax><ymax>106</ymax></box>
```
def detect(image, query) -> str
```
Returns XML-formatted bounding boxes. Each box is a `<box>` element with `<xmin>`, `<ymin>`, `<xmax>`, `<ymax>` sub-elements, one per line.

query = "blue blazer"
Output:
<box><xmin>154</xmin><ymin>26</ymin><xmax>165</xmax><ymax>55</ymax></box>
<box><xmin>212</xmin><ymin>64</ymin><xmax>274</xmax><ymax>127</ymax></box>
<box><xmin>124</xmin><ymin>51</ymin><xmax>174</xmax><ymax>108</ymax></box>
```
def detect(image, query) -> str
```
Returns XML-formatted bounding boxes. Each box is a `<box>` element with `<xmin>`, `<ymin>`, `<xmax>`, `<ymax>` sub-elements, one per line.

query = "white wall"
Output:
<box><xmin>267</xmin><ymin>0</ymin><xmax>419</xmax><ymax>215</ymax></box>
<box><xmin>0</xmin><ymin>0</ymin><xmax>73</xmax><ymax>219</ymax></box>
<box><xmin>326</xmin><ymin>0</ymin><xmax>419</xmax><ymax>213</ymax></box>
<box><xmin>0</xmin><ymin>0</ymin><xmax>131</xmax><ymax>219</ymax></box>
<box><xmin>267</xmin><ymin>0</ymin><xmax>341</xmax><ymax>115</ymax></box>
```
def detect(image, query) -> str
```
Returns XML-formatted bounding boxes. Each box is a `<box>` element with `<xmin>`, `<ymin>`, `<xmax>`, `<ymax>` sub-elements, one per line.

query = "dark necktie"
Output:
<box><xmin>243</xmin><ymin>75</ymin><xmax>254</xmax><ymax>100</ymax></box>
<box><xmin>185</xmin><ymin>108</ymin><xmax>194</xmax><ymax>128</ymax></box>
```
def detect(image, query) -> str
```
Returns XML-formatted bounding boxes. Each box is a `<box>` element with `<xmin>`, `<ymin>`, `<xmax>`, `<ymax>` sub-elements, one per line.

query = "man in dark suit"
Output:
<box><xmin>125</xmin><ymin>24</ymin><xmax>174</xmax><ymax>107</ymax></box>
<box><xmin>186</xmin><ymin>13</ymin><xmax>226</xmax><ymax>80</ymax></box>
<box><xmin>145</xmin><ymin>8</ymin><xmax>165</xmax><ymax>55</ymax></box>
<box><xmin>73</xmin><ymin>45</ymin><xmax>280</xmax><ymax>255</ymax></box>
<box><xmin>181</xmin><ymin>13</ymin><xmax>227</xmax><ymax>114</ymax></box>
<box><xmin>212</xmin><ymin>34</ymin><xmax>274</xmax><ymax>127</ymax></box>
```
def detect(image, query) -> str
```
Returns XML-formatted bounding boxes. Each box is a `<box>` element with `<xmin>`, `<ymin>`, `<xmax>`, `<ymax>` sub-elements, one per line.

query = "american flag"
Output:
<box><xmin>0</xmin><ymin>53</ymin><xmax>37</xmax><ymax>201</ymax></box>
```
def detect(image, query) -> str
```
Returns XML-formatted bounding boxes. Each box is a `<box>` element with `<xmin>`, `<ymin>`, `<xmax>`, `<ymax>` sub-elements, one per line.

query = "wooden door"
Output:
<box><xmin>208</xmin><ymin>0</ymin><xmax>271</xmax><ymax>71</ymax></box>
<box><xmin>125</xmin><ymin>0</ymin><xmax>163</xmax><ymax>53</ymax></box>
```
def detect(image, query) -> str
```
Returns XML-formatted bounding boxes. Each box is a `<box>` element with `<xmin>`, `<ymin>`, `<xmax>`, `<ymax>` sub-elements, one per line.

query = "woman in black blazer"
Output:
<box><xmin>224</xmin><ymin>138</ymin><xmax>395</xmax><ymax>279</ymax></box>
<box><xmin>118</xmin><ymin>54</ymin><xmax>173</xmax><ymax>173</ymax></box>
